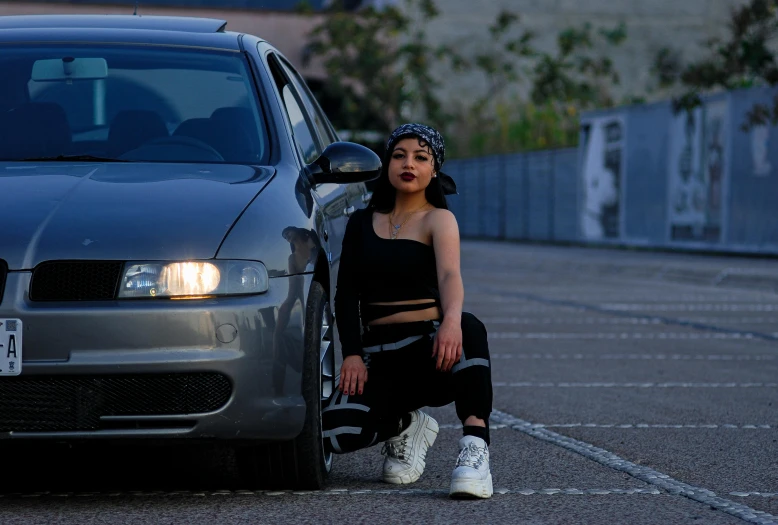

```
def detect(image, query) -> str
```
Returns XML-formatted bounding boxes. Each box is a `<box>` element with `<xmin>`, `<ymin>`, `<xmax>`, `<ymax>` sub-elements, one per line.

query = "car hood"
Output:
<box><xmin>0</xmin><ymin>162</ymin><xmax>274</xmax><ymax>270</ymax></box>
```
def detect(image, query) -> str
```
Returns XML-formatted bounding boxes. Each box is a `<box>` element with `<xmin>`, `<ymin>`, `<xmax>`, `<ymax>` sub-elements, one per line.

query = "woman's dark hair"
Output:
<box><xmin>367</xmin><ymin>137</ymin><xmax>448</xmax><ymax>213</ymax></box>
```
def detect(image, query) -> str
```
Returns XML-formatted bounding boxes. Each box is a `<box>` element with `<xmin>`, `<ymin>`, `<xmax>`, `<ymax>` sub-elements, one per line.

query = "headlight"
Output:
<box><xmin>118</xmin><ymin>260</ymin><xmax>268</xmax><ymax>299</ymax></box>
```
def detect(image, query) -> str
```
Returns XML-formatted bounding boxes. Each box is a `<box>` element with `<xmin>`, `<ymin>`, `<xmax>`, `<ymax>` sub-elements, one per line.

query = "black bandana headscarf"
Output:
<box><xmin>385</xmin><ymin>123</ymin><xmax>458</xmax><ymax>195</ymax></box>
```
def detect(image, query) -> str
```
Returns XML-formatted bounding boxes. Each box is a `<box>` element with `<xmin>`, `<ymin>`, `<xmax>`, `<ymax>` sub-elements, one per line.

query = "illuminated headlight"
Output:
<box><xmin>118</xmin><ymin>260</ymin><xmax>268</xmax><ymax>299</ymax></box>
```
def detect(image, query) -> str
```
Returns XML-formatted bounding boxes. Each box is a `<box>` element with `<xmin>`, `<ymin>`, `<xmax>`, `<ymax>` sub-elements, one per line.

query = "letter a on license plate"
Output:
<box><xmin>0</xmin><ymin>319</ymin><xmax>22</xmax><ymax>376</ymax></box>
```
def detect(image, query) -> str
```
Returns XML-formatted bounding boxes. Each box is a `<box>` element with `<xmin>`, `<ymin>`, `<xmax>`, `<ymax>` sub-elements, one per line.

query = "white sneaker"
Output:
<box><xmin>450</xmin><ymin>435</ymin><xmax>493</xmax><ymax>499</ymax></box>
<box><xmin>381</xmin><ymin>410</ymin><xmax>439</xmax><ymax>484</ymax></box>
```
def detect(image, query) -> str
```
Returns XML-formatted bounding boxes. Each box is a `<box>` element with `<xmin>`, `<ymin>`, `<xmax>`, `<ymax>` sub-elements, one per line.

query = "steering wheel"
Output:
<box><xmin>120</xmin><ymin>135</ymin><xmax>225</xmax><ymax>162</ymax></box>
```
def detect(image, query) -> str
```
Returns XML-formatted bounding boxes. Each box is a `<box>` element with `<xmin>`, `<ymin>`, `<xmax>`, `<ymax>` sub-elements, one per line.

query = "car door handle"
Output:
<box><xmin>343</xmin><ymin>206</ymin><xmax>356</xmax><ymax>216</ymax></box>
<box><xmin>362</xmin><ymin>193</ymin><xmax>373</xmax><ymax>203</ymax></box>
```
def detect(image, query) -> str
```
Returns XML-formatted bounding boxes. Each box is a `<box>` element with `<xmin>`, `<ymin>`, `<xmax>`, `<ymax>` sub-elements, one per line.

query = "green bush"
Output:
<box><xmin>448</xmin><ymin>99</ymin><xmax>580</xmax><ymax>158</ymax></box>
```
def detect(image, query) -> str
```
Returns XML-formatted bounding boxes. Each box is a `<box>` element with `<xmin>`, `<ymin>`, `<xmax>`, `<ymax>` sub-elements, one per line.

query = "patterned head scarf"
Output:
<box><xmin>385</xmin><ymin>123</ymin><xmax>458</xmax><ymax>195</ymax></box>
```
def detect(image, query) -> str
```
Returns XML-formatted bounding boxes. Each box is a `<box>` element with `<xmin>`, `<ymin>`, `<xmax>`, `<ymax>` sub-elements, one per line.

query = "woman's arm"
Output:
<box><xmin>334</xmin><ymin>209</ymin><xmax>364</xmax><ymax>359</ymax></box>
<box><xmin>430</xmin><ymin>209</ymin><xmax>464</xmax><ymax>372</ymax></box>
<box><xmin>334</xmin><ymin>209</ymin><xmax>369</xmax><ymax>395</ymax></box>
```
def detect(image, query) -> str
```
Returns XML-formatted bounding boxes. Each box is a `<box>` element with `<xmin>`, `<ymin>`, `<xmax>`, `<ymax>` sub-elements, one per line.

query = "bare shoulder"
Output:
<box><xmin>424</xmin><ymin>208</ymin><xmax>459</xmax><ymax>238</ymax></box>
<box><xmin>425</xmin><ymin>208</ymin><xmax>457</xmax><ymax>227</ymax></box>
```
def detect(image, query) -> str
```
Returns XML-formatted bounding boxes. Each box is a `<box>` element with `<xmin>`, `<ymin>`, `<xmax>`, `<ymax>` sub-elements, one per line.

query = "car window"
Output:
<box><xmin>279</xmin><ymin>59</ymin><xmax>335</xmax><ymax>147</ymax></box>
<box><xmin>281</xmin><ymin>85</ymin><xmax>320</xmax><ymax>165</ymax></box>
<box><xmin>0</xmin><ymin>45</ymin><xmax>269</xmax><ymax>164</ymax></box>
<box><xmin>268</xmin><ymin>54</ymin><xmax>320</xmax><ymax>165</ymax></box>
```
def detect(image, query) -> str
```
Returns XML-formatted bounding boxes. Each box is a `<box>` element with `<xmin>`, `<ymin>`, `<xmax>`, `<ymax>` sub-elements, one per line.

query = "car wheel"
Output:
<box><xmin>291</xmin><ymin>280</ymin><xmax>334</xmax><ymax>488</ymax></box>
<box><xmin>237</xmin><ymin>280</ymin><xmax>334</xmax><ymax>489</ymax></box>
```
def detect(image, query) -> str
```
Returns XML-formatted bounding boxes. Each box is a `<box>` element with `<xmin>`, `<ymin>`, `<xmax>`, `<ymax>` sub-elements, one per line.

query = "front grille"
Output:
<box><xmin>0</xmin><ymin>373</ymin><xmax>232</xmax><ymax>432</ymax></box>
<box><xmin>30</xmin><ymin>261</ymin><xmax>123</xmax><ymax>301</ymax></box>
<box><xmin>0</xmin><ymin>259</ymin><xmax>7</xmax><ymax>305</ymax></box>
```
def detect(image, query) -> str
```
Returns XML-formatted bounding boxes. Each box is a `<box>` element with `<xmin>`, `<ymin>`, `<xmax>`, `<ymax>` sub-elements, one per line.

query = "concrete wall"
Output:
<box><xmin>0</xmin><ymin>0</ymin><xmax>750</xmax><ymax>105</ymax></box>
<box><xmin>421</xmin><ymin>0</ymin><xmax>748</xmax><ymax>105</ymax></box>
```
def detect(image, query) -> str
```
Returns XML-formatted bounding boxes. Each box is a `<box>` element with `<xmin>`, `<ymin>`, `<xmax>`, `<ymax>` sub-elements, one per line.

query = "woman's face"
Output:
<box><xmin>387</xmin><ymin>137</ymin><xmax>436</xmax><ymax>195</ymax></box>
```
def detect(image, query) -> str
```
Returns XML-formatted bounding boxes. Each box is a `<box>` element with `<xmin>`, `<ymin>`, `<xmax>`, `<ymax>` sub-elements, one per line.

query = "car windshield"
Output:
<box><xmin>0</xmin><ymin>44</ymin><xmax>269</xmax><ymax>164</ymax></box>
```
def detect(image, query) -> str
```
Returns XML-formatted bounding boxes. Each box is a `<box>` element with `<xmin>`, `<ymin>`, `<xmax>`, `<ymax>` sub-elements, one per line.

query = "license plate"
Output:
<box><xmin>0</xmin><ymin>319</ymin><xmax>22</xmax><ymax>376</ymax></box>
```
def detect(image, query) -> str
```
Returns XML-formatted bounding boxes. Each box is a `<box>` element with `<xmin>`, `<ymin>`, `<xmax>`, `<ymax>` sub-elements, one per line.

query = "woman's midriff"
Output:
<box><xmin>366</xmin><ymin>299</ymin><xmax>442</xmax><ymax>326</ymax></box>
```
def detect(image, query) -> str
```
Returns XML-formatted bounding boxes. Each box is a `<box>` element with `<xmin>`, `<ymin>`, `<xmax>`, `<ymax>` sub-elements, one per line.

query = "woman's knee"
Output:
<box><xmin>461</xmin><ymin>312</ymin><xmax>487</xmax><ymax>335</ymax></box>
<box><xmin>460</xmin><ymin>312</ymin><xmax>489</xmax><ymax>358</ymax></box>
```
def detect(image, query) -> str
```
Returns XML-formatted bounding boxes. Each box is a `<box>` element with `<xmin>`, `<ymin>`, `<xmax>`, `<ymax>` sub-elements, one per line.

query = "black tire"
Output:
<box><xmin>290</xmin><ymin>280</ymin><xmax>334</xmax><ymax>489</ymax></box>
<box><xmin>237</xmin><ymin>280</ymin><xmax>334</xmax><ymax>489</ymax></box>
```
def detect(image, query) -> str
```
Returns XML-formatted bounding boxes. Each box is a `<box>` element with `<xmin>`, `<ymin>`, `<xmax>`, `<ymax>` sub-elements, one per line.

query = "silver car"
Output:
<box><xmin>0</xmin><ymin>14</ymin><xmax>380</xmax><ymax>489</ymax></box>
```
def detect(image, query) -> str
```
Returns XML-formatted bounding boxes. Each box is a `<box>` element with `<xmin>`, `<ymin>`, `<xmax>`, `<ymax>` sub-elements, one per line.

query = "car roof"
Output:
<box><xmin>0</xmin><ymin>15</ymin><xmax>243</xmax><ymax>50</ymax></box>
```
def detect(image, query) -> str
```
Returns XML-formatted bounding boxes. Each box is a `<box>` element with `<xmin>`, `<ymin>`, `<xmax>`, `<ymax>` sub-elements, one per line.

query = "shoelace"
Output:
<box><xmin>456</xmin><ymin>442</ymin><xmax>487</xmax><ymax>469</ymax></box>
<box><xmin>381</xmin><ymin>434</ymin><xmax>409</xmax><ymax>461</ymax></box>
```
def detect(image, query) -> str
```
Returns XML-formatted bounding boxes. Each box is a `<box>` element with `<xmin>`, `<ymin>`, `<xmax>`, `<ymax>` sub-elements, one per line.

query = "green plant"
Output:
<box><xmin>306</xmin><ymin>0</ymin><xmax>456</xmax><ymax>137</ymax></box>
<box><xmin>658</xmin><ymin>0</ymin><xmax>778</xmax><ymax>129</ymax></box>
<box><xmin>448</xmin><ymin>99</ymin><xmax>580</xmax><ymax>158</ymax></box>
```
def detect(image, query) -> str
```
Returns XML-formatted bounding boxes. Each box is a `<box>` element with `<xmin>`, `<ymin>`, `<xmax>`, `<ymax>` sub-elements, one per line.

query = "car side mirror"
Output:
<box><xmin>305</xmin><ymin>142</ymin><xmax>381</xmax><ymax>185</ymax></box>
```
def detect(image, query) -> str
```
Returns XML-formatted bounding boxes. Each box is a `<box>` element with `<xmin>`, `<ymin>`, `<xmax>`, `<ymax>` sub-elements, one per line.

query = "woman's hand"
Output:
<box><xmin>432</xmin><ymin>318</ymin><xmax>462</xmax><ymax>372</ymax></box>
<box><xmin>339</xmin><ymin>355</ymin><xmax>368</xmax><ymax>395</ymax></box>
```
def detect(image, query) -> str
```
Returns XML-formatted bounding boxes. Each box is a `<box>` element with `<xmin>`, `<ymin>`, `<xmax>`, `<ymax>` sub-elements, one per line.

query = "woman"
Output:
<box><xmin>323</xmin><ymin>123</ymin><xmax>493</xmax><ymax>499</ymax></box>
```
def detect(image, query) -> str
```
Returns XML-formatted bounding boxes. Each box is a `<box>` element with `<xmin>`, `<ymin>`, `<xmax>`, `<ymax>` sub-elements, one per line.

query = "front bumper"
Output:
<box><xmin>0</xmin><ymin>271</ymin><xmax>312</xmax><ymax>441</ymax></box>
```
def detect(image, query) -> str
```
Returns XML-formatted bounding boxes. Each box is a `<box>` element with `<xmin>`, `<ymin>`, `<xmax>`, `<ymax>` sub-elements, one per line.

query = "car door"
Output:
<box><xmin>273</xmin><ymin>57</ymin><xmax>363</xmax><ymax>273</ymax></box>
<box><xmin>277</xmin><ymin>58</ymin><xmax>370</xmax><ymax>217</ymax></box>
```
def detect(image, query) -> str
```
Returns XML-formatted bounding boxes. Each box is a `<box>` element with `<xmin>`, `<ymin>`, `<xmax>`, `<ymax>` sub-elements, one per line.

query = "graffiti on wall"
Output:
<box><xmin>751</xmin><ymin>125</ymin><xmax>772</xmax><ymax>177</ymax></box>
<box><xmin>667</xmin><ymin>101</ymin><xmax>727</xmax><ymax>242</ymax></box>
<box><xmin>580</xmin><ymin>116</ymin><xmax>624</xmax><ymax>240</ymax></box>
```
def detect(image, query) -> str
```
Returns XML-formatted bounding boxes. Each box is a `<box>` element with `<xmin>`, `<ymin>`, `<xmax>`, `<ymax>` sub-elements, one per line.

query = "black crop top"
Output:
<box><xmin>334</xmin><ymin>208</ymin><xmax>441</xmax><ymax>358</ymax></box>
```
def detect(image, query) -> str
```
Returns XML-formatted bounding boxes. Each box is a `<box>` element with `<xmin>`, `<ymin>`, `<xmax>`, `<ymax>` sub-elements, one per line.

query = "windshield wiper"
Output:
<box><xmin>17</xmin><ymin>155</ymin><xmax>129</xmax><ymax>163</ymax></box>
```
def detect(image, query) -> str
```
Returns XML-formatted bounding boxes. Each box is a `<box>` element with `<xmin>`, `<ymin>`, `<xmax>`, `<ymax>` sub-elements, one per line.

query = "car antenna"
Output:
<box><xmin>133</xmin><ymin>1</ymin><xmax>139</xmax><ymax>15</ymax></box>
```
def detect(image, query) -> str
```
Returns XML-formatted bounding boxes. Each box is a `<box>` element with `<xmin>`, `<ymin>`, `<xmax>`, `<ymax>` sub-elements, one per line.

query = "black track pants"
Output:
<box><xmin>322</xmin><ymin>312</ymin><xmax>492</xmax><ymax>454</ymax></box>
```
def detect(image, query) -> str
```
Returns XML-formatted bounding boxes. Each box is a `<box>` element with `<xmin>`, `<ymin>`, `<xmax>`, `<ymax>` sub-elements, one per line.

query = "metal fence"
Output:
<box><xmin>445</xmin><ymin>86</ymin><xmax>778</xmax><ymax>256</ymax></box>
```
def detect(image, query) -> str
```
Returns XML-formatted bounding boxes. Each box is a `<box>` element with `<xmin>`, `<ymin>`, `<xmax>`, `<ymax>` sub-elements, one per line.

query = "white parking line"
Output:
<box><xmin>601</xmin><ymin>304</ymin><xmax>778</xmax><ymax>312</ymax></box>
<box><xmin>490</xmin><ymin>332</ymin><xmax>762</xmax><ymax>340</ymax></box>
<box><xmin>731</xmin><ymin>492</ymin><xmax>778</xmax><ymax>498</ymax></box>
<box><xmin>438</xmin><ymin>423</ymin><xmax>773</xmax><ymax>430</ymax></box>
<box><xmin>8</xmin><ymin>487</ymin><xmax>776</xmax><ymax>499</ymax></box>
<box><xmin>491</xmin><ymin>353</ymin><xmax>777</xmax><ymax>361</ymax></box>
<box><xmin>526</xmin><ymin>423</ymin><xmax>774</xmax><ymax>430</ymax></box>
<box><xmin>491</xmin><ymin>410</ymin><xmax>778</xmax><ymax>525</ymax></box>
<box><xmin>481</xmin><ymin>317</ymin><xmax>778</xmax><ymax>325</ymax></box>
<box><xmin>3</xmin><ymin>488</ymin><xmax>665</xmax><ymax>498</ymax></box>
<box><xmin>493</xmin><ymin>382</ymin><xmax>778</xmax><ymax>388</ymax></box>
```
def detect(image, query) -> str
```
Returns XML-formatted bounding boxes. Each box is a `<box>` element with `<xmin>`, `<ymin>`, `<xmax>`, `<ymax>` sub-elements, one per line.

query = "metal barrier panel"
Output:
<box><xmin>726</xmin><ymin>87</ymin><xmax>778</xmax><ymax>253</ymax></box>
<box><xmin>526</xmin><ymin>150</ymin><xmax>554</xmax><ymax>240</ymax></box>
<box><xmin>552</xmin><ymin>148</ymin><xmax>579</xmax><ymax>242</ymax></box>
<box><xmin>503</xmin><ymin>154</ymin><xmax>527</xmax><ymax>240</ymax></box>
<box><xmin>623</xmin><ymin>101</ymin><xmax>672</xmax><ymax>246</ymax></box>
<box><xmin>479</xmin><ymin>156</ymin><xmax>503</xmax><ymax>238</ymax></box>
<box><xmin>578</xmin><ymin>112</ymin><xmax>627</xmax><ymax>244</ymax></box>
<box><xmin>445</xmin><ymin>86</ymin><xmax>777</xmax><ymax>255</ymax></box>
<box><xmin>460</xmin><ymin>159</ymin><xmax>482</xmax><ymax>238</ymax></box>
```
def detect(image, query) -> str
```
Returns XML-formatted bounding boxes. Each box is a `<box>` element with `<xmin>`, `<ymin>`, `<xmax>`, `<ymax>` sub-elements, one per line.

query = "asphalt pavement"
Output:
<box><xmin>1</xmin><ymin>242</ymin><xmax>776</xmax><ymax>524</ymax></box>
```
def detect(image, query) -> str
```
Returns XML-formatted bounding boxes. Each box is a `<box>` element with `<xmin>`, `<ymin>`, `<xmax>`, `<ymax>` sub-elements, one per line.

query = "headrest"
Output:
<box><xmin>210</xmin><ymin>107</ymin><xmax>261</xmax><ymax>162</ymax></box>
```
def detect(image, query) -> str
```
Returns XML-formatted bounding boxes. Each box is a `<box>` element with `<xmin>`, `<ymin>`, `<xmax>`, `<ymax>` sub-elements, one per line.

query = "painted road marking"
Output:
<box><xmin>491</xmin><ymin>409</ymin><xmax>778</xmax><ymax>525</ymax></box>
<box><xmin>489</xmin><ymin>332</ymin><xmax>765</xmax><ymax>340</ymax></box>
<box><xmin>480</xmin><ymin>317</ymin><xmax>778</xmax><ymax>325</ymax></box>
<box><xmin>469</xmin><ymin>287</ymin><xmax>778</xmax><ymax>342</ymax></box>
<box><xmin>600</xmin><ymin>304</ymin><xmax>778</xmax><ymax>312</ymax></box>
<box><xmin>437</xmin><ymin>423</ymin><xmax>773</xmax><ymax>430</ymax></box>
<box><xmin>0</xmin><ymin>488</ymin><xmax>666</xmax><ymax>498</ymax></box>
<box><xmin>492</xmin><ymin>382</ymin><xmax>778</xmax><ymax>388</ymax></box>
<box><xmin>491</xmin><ymin>353</ymin><xmax>777</xmax><ymax>361</ymax></box>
